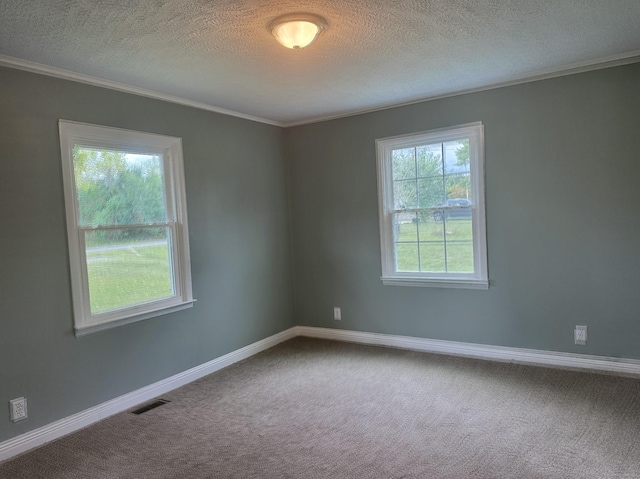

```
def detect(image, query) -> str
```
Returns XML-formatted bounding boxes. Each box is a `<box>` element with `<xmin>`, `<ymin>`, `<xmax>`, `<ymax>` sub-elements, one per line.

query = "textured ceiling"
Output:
<box><xmin>1</xmin><ymin>1</ymin><xmax>639</xmax><ymax>125</ymax></box>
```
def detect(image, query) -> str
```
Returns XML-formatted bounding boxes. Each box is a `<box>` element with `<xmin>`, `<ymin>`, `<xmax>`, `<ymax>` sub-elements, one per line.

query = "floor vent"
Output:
<box><xmin>131</xmin><ymin>399</ymin><xmax>170</xmax><ymax>415</ymax></box>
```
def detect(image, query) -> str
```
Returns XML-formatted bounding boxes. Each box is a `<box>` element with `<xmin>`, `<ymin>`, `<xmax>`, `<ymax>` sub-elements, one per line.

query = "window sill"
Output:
<box><xmin>381</xmin><ymin>276</ymin><xmax>489</xmax><ymax>290</ymax></box>
<box><xmin>74</xmin><ymin>300</ymin><xmax>196</xmax><ymax>337</ymax></box>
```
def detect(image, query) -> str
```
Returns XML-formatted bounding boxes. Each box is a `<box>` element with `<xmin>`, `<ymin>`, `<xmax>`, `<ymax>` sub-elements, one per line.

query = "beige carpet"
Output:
<box><xmin>2</xmin><ymin>337</ymin><xmax>640</xmax><ymax>478</ymax></box>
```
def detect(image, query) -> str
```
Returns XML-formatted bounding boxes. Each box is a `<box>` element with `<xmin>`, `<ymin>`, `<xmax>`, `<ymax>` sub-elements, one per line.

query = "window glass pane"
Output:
<box><xmin>419</xmin><ymin>242</ymin><xmax>446</xmax><ymax>272</ymax></box>
<box><xmin>417</xmin><ymin>177</ymin><xmax>445</xmax><ymax>208</ymax></box>
<box><xmin>442</xmin><ymin>215</ymin><xmax>473</xmax><ymax>239</ymax></box>
<box><xmin>417</xmin><ymin>213</ymin><xmax>444</xmax><ymax>241</ymax></box>
<box><xmin>393</xmin><ymin>212</ymin><xmax>418</xmax><ymax>242</ymax></box>
<box><xmin>440</xmin><ymin>202</ymin><xmax>473</xmax><ymax>224</ymax></box>
<box><xmin>392</xmin><ymin>148</ymin><xmax>416</xmax><ymax>180</ymax></box>
<box><xmin>73</xmin><ymin>146</ymin><xmax>167</xmax><ymax>227</ymax></box>
<box><xmin>85</xmin><ymin>227</ymin><xmax>173</xmax><ymax>314</ymax></box>
<box><xmin>395</xmin><ymin>243</ymin><xmax>419</xmax><ymax>272</ymax></box>
<box><xmin>417</xmin><ymin>144</ymin><xmax>442</xmax><ymax>178</ymax></box>
<box><xmin>444</xmin><ymin>139</ymin><xmax>470</xmax><ymax>175</ymax></box>
<box><xmin>445</xmin><ymin>242</ymin><xmax>474</xmax><ymax>273</ymax></box>
<box><xmin>393</xmin><ymin>179</ymin><xmax>418</xmax><ymax>209</ymax></box>
<box><xmin>445</xmin><ymin>173</ymin><xmax>472</xmax><ymax>202</ymax></box>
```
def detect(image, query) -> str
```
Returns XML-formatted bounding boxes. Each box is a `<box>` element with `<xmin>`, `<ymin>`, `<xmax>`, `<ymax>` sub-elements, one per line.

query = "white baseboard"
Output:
<box><xmin>3</xmin><ymin>324</ymin><xmax>640</xmax><ymax>463</ymax></box>
<box><xmin>0</xmin><ymin>327</ymin><xmax>297</xmax><ymax>463</ymax></box>
<box><xmin>294</xmin><ymin>326</ymin><xmax>640</xmax><ymax>377</ymax></box>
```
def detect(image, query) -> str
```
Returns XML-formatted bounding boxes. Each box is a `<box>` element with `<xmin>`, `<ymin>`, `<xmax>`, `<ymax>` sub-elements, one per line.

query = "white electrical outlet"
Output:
<box><xmin>574</xmin><ymin>325</ymin><xmax>587</xmax><ymax>345</ymax></box>
<box><xmin>9</xmin><ymin>397</ymin><xmax>28</xmax><ymax>422</ymax></box>
<box><xmin>333</xmin><ymin>307</ymin><xmax>341</xmax><ymax>320</ymax></box>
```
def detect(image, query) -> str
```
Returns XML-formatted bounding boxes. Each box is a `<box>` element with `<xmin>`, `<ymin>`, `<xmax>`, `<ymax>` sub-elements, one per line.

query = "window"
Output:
<box><xmin>59</xmin><ymin>121</ymin><xmax>194</xmax><ymax>335</ymax></box>
<box><xmin>376</xmin><ymin>122</ymin><xmax>488</xmax><ymax>289</ymax></box>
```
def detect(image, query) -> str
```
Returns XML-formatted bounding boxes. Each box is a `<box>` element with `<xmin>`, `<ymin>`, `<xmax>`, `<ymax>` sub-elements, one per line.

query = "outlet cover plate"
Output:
<box><xmin>9</xmin><ymin>397</ymin><xmax>28</xmax><ymax>422</ymax></box>
<box><xmin>574</xmin><ymin>325</ymin><xmax>587</xmax><ymax>345</ymax></box>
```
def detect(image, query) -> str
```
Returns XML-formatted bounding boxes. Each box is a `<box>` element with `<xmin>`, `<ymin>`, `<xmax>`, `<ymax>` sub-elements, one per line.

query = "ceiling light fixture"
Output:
<box><xmin>269</xmin><ymin>13</ymin><xmax>327</xmax><ymax>49</ymax></box>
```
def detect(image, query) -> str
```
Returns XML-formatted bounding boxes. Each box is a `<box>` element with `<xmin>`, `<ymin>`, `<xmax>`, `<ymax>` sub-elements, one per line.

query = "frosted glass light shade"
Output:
<box><xmin>270</xmin><ymin>14</ymin><xmax>327</xmax><ymax>49</ymax></box>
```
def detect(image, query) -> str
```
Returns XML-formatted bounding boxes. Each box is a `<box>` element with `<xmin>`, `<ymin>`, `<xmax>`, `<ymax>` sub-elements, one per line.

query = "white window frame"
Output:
<box><xmin>376</xmin><ymin>122</ymin><xmax>488</xmax><ymax>289</ymax></box>
<box><xmin>59</xmin><ymin>120</ymin><xmax>194</xmax><ymax>336</ymax></box>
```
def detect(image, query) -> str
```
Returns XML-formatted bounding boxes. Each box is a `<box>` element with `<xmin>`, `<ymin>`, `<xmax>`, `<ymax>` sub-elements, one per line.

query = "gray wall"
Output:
<box><xmin>286</xmin><ymin>63</ymin><xmax>640</xmax><ymax>359</ymax></box>
<box><xmin>2</xmin><ymin>60</ymin><xmax>640</xmax><ymax>445</ymax></box>
<box><xmin>0</xmin><ymin>67</ymin><xmax>295</xmax><ymax>442</ymax></box>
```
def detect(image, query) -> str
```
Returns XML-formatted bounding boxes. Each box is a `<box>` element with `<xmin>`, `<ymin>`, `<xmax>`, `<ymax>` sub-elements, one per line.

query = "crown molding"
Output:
<box><xmin>0</xmin><ymin>54</ymin><xmax>282</xmax><ymax>127</ymax></box>
<box><xmin>282</xmin><ymin>51</ymin><xmax>640</xmax><ymax>127</ymax></box>
<box><xmin>1</xmin><ymin>51</ymin><xmax>639</xmax><ymax>129</ymax></box>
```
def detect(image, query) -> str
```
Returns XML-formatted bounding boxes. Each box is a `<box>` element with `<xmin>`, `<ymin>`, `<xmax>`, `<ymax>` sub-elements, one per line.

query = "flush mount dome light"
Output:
<box><xmin>269</xmin><ymin>13</ymin><xmax>327</xmax><ymax>49</ymax></box>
